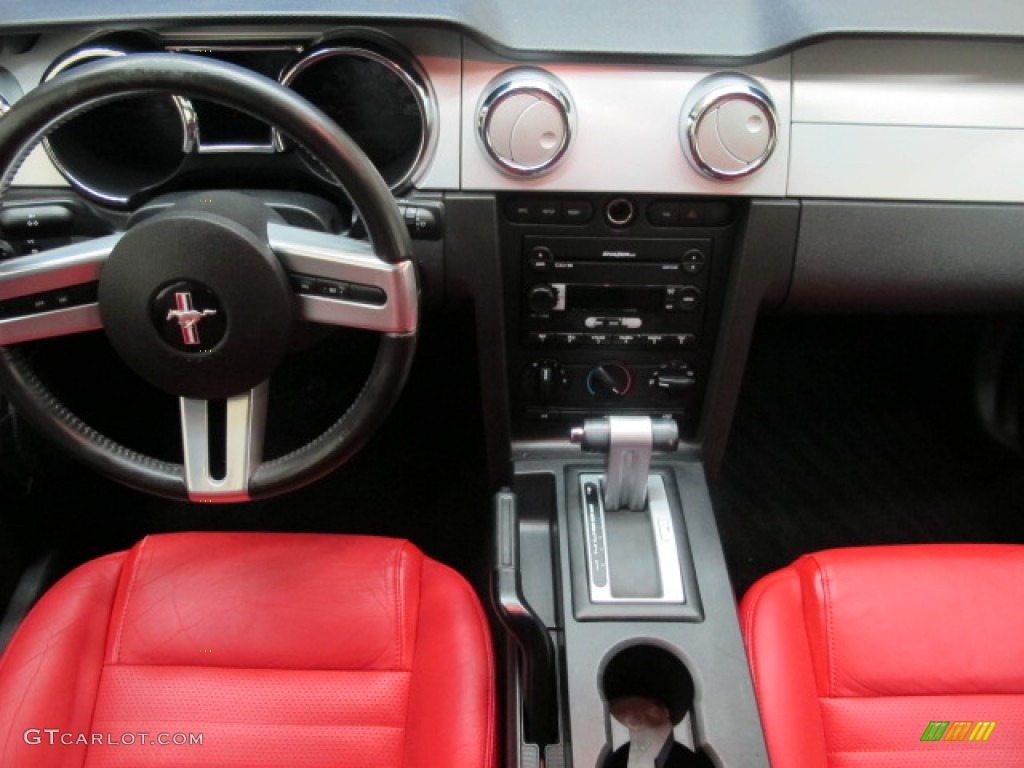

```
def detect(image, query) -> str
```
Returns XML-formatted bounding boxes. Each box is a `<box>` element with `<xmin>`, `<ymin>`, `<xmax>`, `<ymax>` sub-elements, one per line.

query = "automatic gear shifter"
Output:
<box><xmin>570</xmin><ymin>416</ymin><xmax>679</xmax><ymax>511</ymax></box>
<box><xmin>571</xmin><ymin>416</ymin><xmax>686</xmax><ymax>605</ymax></box>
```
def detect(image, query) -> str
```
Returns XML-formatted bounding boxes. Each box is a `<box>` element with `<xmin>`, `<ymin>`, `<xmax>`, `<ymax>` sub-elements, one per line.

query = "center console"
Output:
<box><xmin>493</xmin><ymin>195</ymin><xmax>769</xmax><ymax>768</ymax></box>
<box><xmin>501</xmin><ymin>194</ymin><xmax>737</xmax><ymax>441</ymax></box>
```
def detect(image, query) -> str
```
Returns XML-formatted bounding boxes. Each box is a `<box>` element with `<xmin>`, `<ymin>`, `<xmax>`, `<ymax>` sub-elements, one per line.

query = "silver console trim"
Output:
<box><xmin>580</xmin><ymin>473</ymin><xmax>686</xmax><ymax>604</ymax></box>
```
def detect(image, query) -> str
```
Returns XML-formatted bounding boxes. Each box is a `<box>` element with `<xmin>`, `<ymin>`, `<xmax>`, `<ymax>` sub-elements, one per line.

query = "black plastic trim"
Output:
<box><xmin>443</xmin><ymin>193</ymin><xmax>513</xmax><ymax>488</ymax></box>
<box><xmin>699</xmin><ymin>199</ymin><xmax>799</xmax><ymax>479</ymax></box>
<box><xmin>789</xmin><ymin>201</ymin><xmax>1024</xmax><ymax>313</ymax></box>
<box><xmin>492</xmin><ymin>489</ymin><xmax>559</xmax><ymax>748</ymax></box>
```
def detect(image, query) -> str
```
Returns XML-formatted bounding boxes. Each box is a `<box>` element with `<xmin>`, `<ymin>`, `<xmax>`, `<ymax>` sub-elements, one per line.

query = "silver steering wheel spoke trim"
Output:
<box><xmin>268</xmin><ymin>222</ymin><xmax>418</xmax><ymax>334</ymax></box>
<box><xmin>180</xmin><ymin>382</ymin><xmax>268</xmax><ymax>503</ymax></box>
<box><xmin>0</xmin><ymin>234</ymin><xmax>120</xmax><ymax>345</ymax></box>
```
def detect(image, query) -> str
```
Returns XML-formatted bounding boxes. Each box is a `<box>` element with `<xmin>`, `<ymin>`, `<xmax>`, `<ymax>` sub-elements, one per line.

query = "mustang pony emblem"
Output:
<box><xmin>166</xmin><ymin>291</ymin><xmax>218</xmax><ymax>346</ymax></box>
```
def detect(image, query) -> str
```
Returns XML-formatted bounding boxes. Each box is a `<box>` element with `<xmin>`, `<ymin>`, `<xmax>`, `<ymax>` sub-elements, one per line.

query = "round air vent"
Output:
<box><xmin>477</xmin><ymin>68</ymin><xmax>573</xmax><ymax>177</ymax></box>
<box><xmin>680</xmin><ymin>73</ymin><xmax>777</xmax><ymax>181</ymax></box>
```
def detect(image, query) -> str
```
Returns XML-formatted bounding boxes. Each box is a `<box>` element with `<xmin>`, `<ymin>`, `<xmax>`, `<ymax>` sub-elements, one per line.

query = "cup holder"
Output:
<box><xmin>600</xmin><ymin>644</ymin><xmax>712</xmax><ymax>768</ymax></box>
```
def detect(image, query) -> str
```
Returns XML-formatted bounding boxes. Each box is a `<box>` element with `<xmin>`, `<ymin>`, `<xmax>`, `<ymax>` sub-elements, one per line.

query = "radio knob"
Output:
<box><xmin>586</xmin><ymin>362</ymin><xmax>633</xmax><ymax>399</ymax></box>
<box><xmin>527</xmin><ymin>283</ymin><xmax>560</xmax><ymax>315</ymax></box>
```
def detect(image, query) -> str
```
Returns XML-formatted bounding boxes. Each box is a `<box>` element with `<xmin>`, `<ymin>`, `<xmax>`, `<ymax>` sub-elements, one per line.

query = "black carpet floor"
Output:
<box><xmin>712</xmin><ymin>315</ymin><xmax>1024</xmax><ymax>597</ymax></box>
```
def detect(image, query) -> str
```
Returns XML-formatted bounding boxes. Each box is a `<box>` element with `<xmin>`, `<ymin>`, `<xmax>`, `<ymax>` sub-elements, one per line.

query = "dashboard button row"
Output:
<box><xmin>505</xmin><ymin>199</ymin><xmax>594</xmax><ymax>225</ymax></box>
<box><xmin>528</xmin><ymin>332</ymin><xmax>696</xmax><ymax>347</ymax></box>
<box><xmin>645</xmin><ymin>200</ymin><xmax>733</xmax><ymax>227</ymax></box>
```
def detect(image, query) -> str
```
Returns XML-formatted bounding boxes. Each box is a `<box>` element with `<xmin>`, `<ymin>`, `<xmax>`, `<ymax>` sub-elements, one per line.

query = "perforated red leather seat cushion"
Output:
<box><xmin>740</xmin><ymin>544</ymin><xmax>1024</xmax><ymax>767</ymax></box>
<box><xmin>0</xmin><ymin>532</ymin><xmax>495</xmax><ymax>767</ymax></box>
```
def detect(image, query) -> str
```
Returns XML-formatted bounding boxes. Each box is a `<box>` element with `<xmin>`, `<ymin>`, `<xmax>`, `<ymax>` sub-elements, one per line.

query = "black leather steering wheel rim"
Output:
<box><xmin>0</xmin><ymin>53</ymin><xmax>418</xmax><ymax>501</ymax></box>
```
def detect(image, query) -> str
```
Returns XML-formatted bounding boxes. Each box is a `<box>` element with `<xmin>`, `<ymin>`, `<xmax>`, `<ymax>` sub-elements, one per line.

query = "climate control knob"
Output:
<box><xmin>524</xmin><ymin>359</ymin><xmax>568</xmax><ymax>405</ymax></box>
<box><xmin>649</xmin><ymin>362</ymin><xmax>697</xmax><ymax>395</ymax></box>
<box><xmin>526</xmin><ymin>283</ymin><xmax>560</xmax><ymax>315</ymax></box>
<box><xmin>586</xmin><ymin>362</ymin><xmax>633</xmax><ymax>399</ymax></box>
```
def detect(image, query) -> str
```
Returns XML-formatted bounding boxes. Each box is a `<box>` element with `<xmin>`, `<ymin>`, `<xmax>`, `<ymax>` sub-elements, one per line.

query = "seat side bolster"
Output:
<box><xmin>0</xmin><ymin>552</ymin><xmax>126</xmax><ymax>767</ymax></box>
<box><xmin>740</xmin><ymin>566</ymin><xmax>830</xmax><ymax>768</ymax></box>
<box><xmin>796</xmin><ymin>553</ymin><xmax>838</xmax><ymax>697</ymax></box>
<box><xmin>404</xmin><ymin>558</ymin><xmax>496</xmax><ymax>768</ymax></box>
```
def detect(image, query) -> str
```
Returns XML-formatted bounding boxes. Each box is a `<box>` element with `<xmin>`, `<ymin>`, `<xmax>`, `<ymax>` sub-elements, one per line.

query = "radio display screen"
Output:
<box><xmin>566</xmin><ymin>285</ymin><xmax>661</xmax><ymax>312</ymax></box>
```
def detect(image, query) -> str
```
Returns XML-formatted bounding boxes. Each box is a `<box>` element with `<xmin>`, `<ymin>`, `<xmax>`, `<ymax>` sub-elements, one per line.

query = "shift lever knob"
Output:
<box><xmin>571</xmin><ymin>416</ymin><xmax>679</xmax><ymax>511</ymax></box>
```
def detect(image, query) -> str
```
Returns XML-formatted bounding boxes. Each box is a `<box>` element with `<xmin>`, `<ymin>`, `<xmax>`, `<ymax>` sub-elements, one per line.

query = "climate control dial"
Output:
<box><xmin>649</xmin><ymin>362</ymin><xmax>697</xmax><ymax>396</ymax></box>
<box><xmin>586</xmin><ymin>362</ymin><xmax>633</xmax><ymax>399</ymax></box>
<box><xmin>526</xmin><ymin>283</ymin><xmax>561</xmax><ymax>315</ymax></box>
<box><xmin>524</xmin><ymin>359</ymin><xmax>569</xmax><ymax>405</ymax></box>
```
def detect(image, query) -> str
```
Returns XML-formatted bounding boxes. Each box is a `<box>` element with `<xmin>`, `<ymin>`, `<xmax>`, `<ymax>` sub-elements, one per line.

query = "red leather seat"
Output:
<box><xmin>0</xmin><ymin>532</ymin><xmax>495</xmax><ymax>767</ymax></box>
<box><xmin>740</xmin><ymin>544</ymin><xmax>1024</xmax><ymax>767</ymax></box>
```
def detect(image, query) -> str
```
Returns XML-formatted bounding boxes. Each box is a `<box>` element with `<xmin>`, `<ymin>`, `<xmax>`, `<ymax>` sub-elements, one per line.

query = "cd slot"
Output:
<box><xmin>525</xmin><ymin>235</ymin><xmax>710</xmax><ymax>265</ymax></box>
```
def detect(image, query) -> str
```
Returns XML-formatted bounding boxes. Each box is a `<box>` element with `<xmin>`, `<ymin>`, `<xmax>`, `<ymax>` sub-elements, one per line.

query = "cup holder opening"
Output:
<box><xmin>600</xmin><ymin>644</ymin><xmax>712</xmax><ymax>768</ymax></box>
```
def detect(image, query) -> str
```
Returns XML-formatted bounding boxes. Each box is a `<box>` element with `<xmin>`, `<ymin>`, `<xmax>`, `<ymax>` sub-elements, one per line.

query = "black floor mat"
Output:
<box><xmin>712</xmin><ymin>315</ymin><xmax>1024</xmax><ymax>597</ymax></box>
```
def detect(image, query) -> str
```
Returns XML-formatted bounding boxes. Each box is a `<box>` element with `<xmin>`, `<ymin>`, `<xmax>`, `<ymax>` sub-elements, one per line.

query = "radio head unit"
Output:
<box><xmin>501</xmin><ymin>195</ymin><xmax>737</xmax><ymax>439</ymax></box>
<box><xmin>522</xmin><ymin>236</ymin><xmax>710</xmax><ymax>345</ymax></box>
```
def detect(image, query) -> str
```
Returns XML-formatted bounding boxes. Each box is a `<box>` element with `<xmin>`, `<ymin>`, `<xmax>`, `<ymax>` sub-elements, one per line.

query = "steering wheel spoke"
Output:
<box><xmin>180</xmin><ymin>382</ymin><xmax>268</xmax><ymax>503</ymax></box>
<box><xmin>0</xmin><ymin>234</ymin><xmax>120</xmax><ymax>344</ymax></box>
<box><xmin>268</xmin><ymin>222</ymin><xmax>417</xmax><ymax>334</ymax></box>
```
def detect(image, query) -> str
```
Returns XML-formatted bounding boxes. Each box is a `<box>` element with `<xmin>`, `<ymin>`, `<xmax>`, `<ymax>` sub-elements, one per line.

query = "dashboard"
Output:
<box><xmin>3</xmin><ymin>3</ymin><xmax>1024</xmax><ymax>454</ymax></box>
<box><xmin>8</xmin><ymin>18</ymin><xmax>1024</xmax><ymax>202</ymax></box>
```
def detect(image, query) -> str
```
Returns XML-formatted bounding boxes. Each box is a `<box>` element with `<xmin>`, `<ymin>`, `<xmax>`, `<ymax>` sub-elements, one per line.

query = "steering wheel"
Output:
<box><xmin>0</xmin><ymin>54</ymin><xmax>418</xmax><ymax>502</ymax></box>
